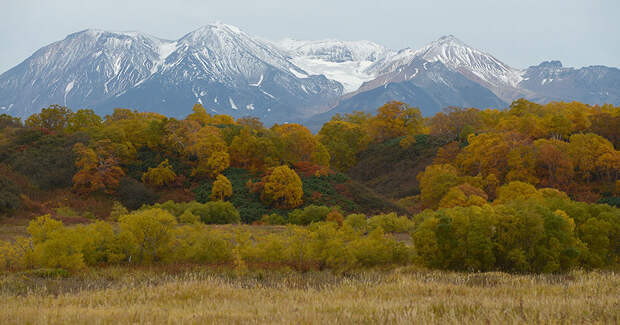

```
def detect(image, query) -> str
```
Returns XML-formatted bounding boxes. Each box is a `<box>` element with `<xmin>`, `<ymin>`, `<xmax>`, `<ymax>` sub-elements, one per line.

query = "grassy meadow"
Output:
<box><xmin>1</xmin><ymin>266</ymin><xmax>618</xmax><ymax>324</ymax></box>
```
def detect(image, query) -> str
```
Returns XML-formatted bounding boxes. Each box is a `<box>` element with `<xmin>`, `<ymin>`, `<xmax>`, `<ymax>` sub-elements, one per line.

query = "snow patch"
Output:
<box><xmin>229</xmin><ymin>97</ymin><xmax>238</xmax><ymax>110</ymax></box>
<box><xmin>289</xmin><ymin>57</ymin><xmax>375</xmax><ymax>93</ymax></box>
<box><xmin>250</xmin><ymin>74</ymin><xmax>264</xmax><ymax>87</ymax></box>
<box><xmin>64</xmin><ymin>80</ymin><xmax>75</xmax><ymax>105</ymax></box>
<box><xmin>260</xmin><ymin>89</ymin><xmax>276</xmax><ymax>99</ymax></box>
<box><xmin>541</xmin><ymin>78</ymin><xmax>553</xmax><ymax>85</ymax></box>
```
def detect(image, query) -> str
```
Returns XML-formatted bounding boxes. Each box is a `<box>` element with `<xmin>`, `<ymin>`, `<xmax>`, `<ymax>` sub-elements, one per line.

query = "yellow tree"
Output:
<box><xmin>568</xmin><ymin>133</ymin><xmax>615</xmax><ymax>182</ymax></box>
<box><xmin>272</xmin><ymin>123</ymin><xmax>319</xmax><ymax>164</ymax></box>
<box><xmin>494</xmin><ymin>181</ymin><xmax>540</xmax><ymax>204</ymax></box>
<box><xmin>229</xmin><ymin>128</ymin><xmax>277</xmax><ymax>171</ymax></box>
<box><xmin>533</xmin><ymin>139</ymin><xmax>574</xmax><ymax>187</ymax></box>
<box><xmin>65</xmin><ymin>109</ymin><xmax>102</xmax><ymax>134</ymax></box>
<box><xmin>25</xmin><ymin>104</ymin><xmax>73</xmax><ymax>132</ymax></box>
<box><xmin>417</xmin><ymin>164</ymin><xmax>462</xmax><ymax>209</ymax></box>
<box><xmin>211</xmin><ymin>174</ymin><xmax>233</xmax><ymax>201</ymax></box>
<box><xmin>186</xmin><ymin>103</ymin><xmax>212</xmax><ymax>126</ymax></box>
<box><xmin>261</xmin><ymin>165</ymin><xmax>303</xmax><ymax>209</ymax></box>
<box><xmin>187</xmin><ymin>126</ymin><xmax>229</xmax><ymax>179</ymax></box>
<box><xmin>367</xmin><ymin>101</ymin><xmax>426</xmax><ymax>142</ymax></box>
<box><xmin>318</xmin><ymin>120</ymin><xmax>369</xmax><ymax>171</ymax></box>
<box><xmin>142</xmin><ymin>159</ymin><xmax>176</xmax><ymax>187</ymax></box>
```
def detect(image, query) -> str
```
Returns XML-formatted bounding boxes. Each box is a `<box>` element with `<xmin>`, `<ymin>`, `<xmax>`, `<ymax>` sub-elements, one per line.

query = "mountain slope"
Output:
<box><xmin>366</xmin><ymin>35</ymin><xmax>526</xmax><ymax>102</ymax></box>
<box><xmin>2</xmin><ymin>27</ymin><xmax>619</xmax><ymax>125</ymax></box>
<box><xmin>305</xmin><ymin>59</ymin><xmax>507</xmax><ymax>130</ymax></box>
<box><xmin>0</xmin><ymin>30</ymin><xmax>169</xmax><ymax>117</ymax></box>
<box><xmin>0</xmin><ymin>24</ymin><xmax>343</xmax><ymax>123</ymax></box>
<box><xmin>519</xmin><ymin>61</ymin><xmax>620</xmax><ymax>105</ymax></box>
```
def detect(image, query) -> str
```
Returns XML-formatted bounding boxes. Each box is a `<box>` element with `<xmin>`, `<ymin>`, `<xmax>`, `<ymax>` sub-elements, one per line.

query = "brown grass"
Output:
<box><xmin>0</xmin><ymin>267</ymin><xmax>617</xmax><ymax>324</ymax></box>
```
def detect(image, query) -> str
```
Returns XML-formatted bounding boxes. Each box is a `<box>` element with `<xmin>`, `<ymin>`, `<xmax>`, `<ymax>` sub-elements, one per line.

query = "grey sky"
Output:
<box><xmin>1</xmin><ymin>0</ymin><xmax>618</xmax><ymax>73</ymax></box>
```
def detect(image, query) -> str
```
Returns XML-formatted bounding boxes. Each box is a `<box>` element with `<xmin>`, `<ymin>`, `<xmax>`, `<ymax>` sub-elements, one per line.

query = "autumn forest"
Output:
<box><xmin>0</xmin><ymin>99</ymin><xmax>619</xmax><ymax>323</ymax></box>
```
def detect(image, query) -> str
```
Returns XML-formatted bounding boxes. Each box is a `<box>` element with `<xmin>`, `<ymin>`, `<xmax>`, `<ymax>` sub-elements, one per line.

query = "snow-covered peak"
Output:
<box><xmin>415</xmin><ymin>35</ymin><xmax>523</xmax><ymax>87</ymax></box>
<box><xmin>434</xmin><ymin>34</ymin><xmax>466</xmax><ymax>45</ymax></box>
<box><xmin>180</xmin><ymin>23</ymin><xmax>247</xmax><ymax>44</ymax></box>
<box><xmin>173</xmin><ymin>23</ymin><xmax>305</xmax><ymax>78</ymax></box>
<box><xmin>276</xmin><ymin>38</ymin><xmax>391</xmax><ymax>62</ymax></box>
<box><xmin>366</xmin><ymin>35</ymin><xmax>523</xmax><ymax>91</ymax></box>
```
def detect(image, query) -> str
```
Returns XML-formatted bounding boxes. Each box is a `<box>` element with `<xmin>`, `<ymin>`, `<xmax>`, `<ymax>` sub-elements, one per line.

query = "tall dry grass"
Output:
<box><xmin>1</xmin><ymin>267</ymin><xmax>618</xmax><ymax>324</ymax></box>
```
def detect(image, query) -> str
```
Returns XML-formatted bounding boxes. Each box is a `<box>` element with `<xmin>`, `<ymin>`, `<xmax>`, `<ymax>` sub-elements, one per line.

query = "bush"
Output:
<box><xmin>190</xmin><ymin>201</ymin><xmax>240</xmax><ymax>224</ymax></box>
<box><xmin>109</xmin><ymin>201</ymin><xmax>129</xmax><ymax>221</ymax></box>
<box><xmin>260</xmin><ymin>213</ymin><xmax>286</xmax><ymax>225</ymax></box>
<box><xmin>118</xmin><ymin>208</ymin><xmax>177</xmax><ymax>263</ymax></box>
<box><xmin>288</xmin><ymin>205</ymin><xmax>330</xmax><ymax>225</ymax></box>
<box><xmin>174</xmin><ymin>225</ymin><xmax>233</xmax><ymax>263</ymax></box>
<box><xmin>367</xmin><ymin>213</ymin><xmax>414</xmax><ymax>233</ymax></box>
<box><xmin>344</xmin><ymin>214</ymin><xmax>368</xmax><ymax>233</ymax></box>
<box><xmin>411</xmin><ymin>197</ymin><xmax>619</xmax><ymax>273</ymax></box>
<box><xmin>598</xmin><ymin>196</ymin><xmax>620</xmax><ymax>207</ymax></box>
<box><xmin>178</xmin><ymin>210</ymin><xmax>200</xmax><ymax>224</ymax></box>
<box><xmin>117</xmin><ymin>177</ymin><xmax>158</xmax><ymax>210</ymax></box>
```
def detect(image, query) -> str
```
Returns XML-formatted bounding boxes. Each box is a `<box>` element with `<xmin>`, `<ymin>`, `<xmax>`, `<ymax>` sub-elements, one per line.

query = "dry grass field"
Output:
<box><xmin>1</xmin><ymin>266</ymin><xmax>618</xmax><ymax>324</ymax></box>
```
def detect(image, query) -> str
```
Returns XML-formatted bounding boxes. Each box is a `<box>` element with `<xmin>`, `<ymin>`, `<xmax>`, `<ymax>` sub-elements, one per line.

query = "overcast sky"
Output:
<box><xmin>1</xmin><ymin>0</ymin><xmax>618</xmax><ymax>73</ymax></box>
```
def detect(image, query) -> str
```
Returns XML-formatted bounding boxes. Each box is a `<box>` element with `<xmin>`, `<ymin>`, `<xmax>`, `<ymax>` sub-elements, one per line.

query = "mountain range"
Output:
<box><xmin>1</xmin><ymin>23</ymin><xmax>619</xmax><ymax>126</ymax></box>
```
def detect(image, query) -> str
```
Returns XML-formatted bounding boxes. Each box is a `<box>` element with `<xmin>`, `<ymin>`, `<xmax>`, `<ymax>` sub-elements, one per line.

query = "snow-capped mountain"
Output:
<box><xmin>365</xmin><ymin>35</ymin><xmax>526</xmax><ymax>102</ymax></box>
<box><xmin>306</xmin><ymin>57</ymin><xmax>508</xmax><ymax>131</ymax></box>
<box><xmin>0</xmin><ymin>29</ymin><xmax>170</xmax><ymax>117</ymax></box>
<box><xmin>0</xmin><ymin>23</ymin><xmax>342</xmax><ymax>123</ymax></box>
<box><xmin>1</xmin><ymin>25</ymin><xmax>619</xmax><ymax>125</ymax></box>
<box><xmin>275</xmin><ymin>39</ymin><xmax>391</xmax><ymax>93</ymax></box>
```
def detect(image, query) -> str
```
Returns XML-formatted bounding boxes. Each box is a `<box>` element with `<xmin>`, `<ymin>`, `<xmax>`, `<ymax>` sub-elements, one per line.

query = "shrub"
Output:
<box><xmin>27</xmin><ymin>215</ymin><xmax>86</xmax><ymax>271</ymax></box>
<box><xmin>326</xmin><ymin>209</ymin><xmax>344</xmax><ymax>226</ymax></box>
<box><xmin>288</xmin><ymin>205</ymin><xmax>330</xmax><ymax>225</ymax></box>
<box><xmin>190</xmin><ymin>201</ymin><xmax>240</xmax><ymax>224</ymax></box>
<box><xmin>175</xmin><ymin>225</ymin><xmax>233</xmax><ymax>263</ymax></box>
<box><xmin>118</xmin><ymin>208</ymin><xmax>177</xmax><ymax>263</ymax></box>
<box><xmin>367</xmin><ymin>213</ymin><xmax>414</xmax><ymax>233</ymax></box>
<box><xmin>109</xmin><ymin>201</ymin><xmax>129</xmax><ymax>221</ymax></box>
<box><xmin>178</xmin><ymin>210</ymin><xmax>200</xmax><ymax>224</ymax></box>
<box><xmin>598</xmin><ymin>196</ymin><xmax>620</xmax><ymax>207</ymax></box>
<box><xmin>260</xmin><ymin>213</ymin><xmax>286</xmax><ymax>225</ymax></box>
<box><xmin>344</xmin><ymin>214</ymin><xmax>368</xmax><ymax>233</ymax></box>
<box><xmin>117</xmin><ymin>177</ymin><xmax>158</xmax><ymax>210</ymax></box>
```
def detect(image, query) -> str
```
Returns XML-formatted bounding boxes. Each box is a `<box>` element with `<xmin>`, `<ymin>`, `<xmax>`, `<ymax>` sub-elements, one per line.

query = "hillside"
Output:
<box><xmin>347</xmin><ymin>135</ymin><xmax>448</xmax><ymax>199</ymax></box>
